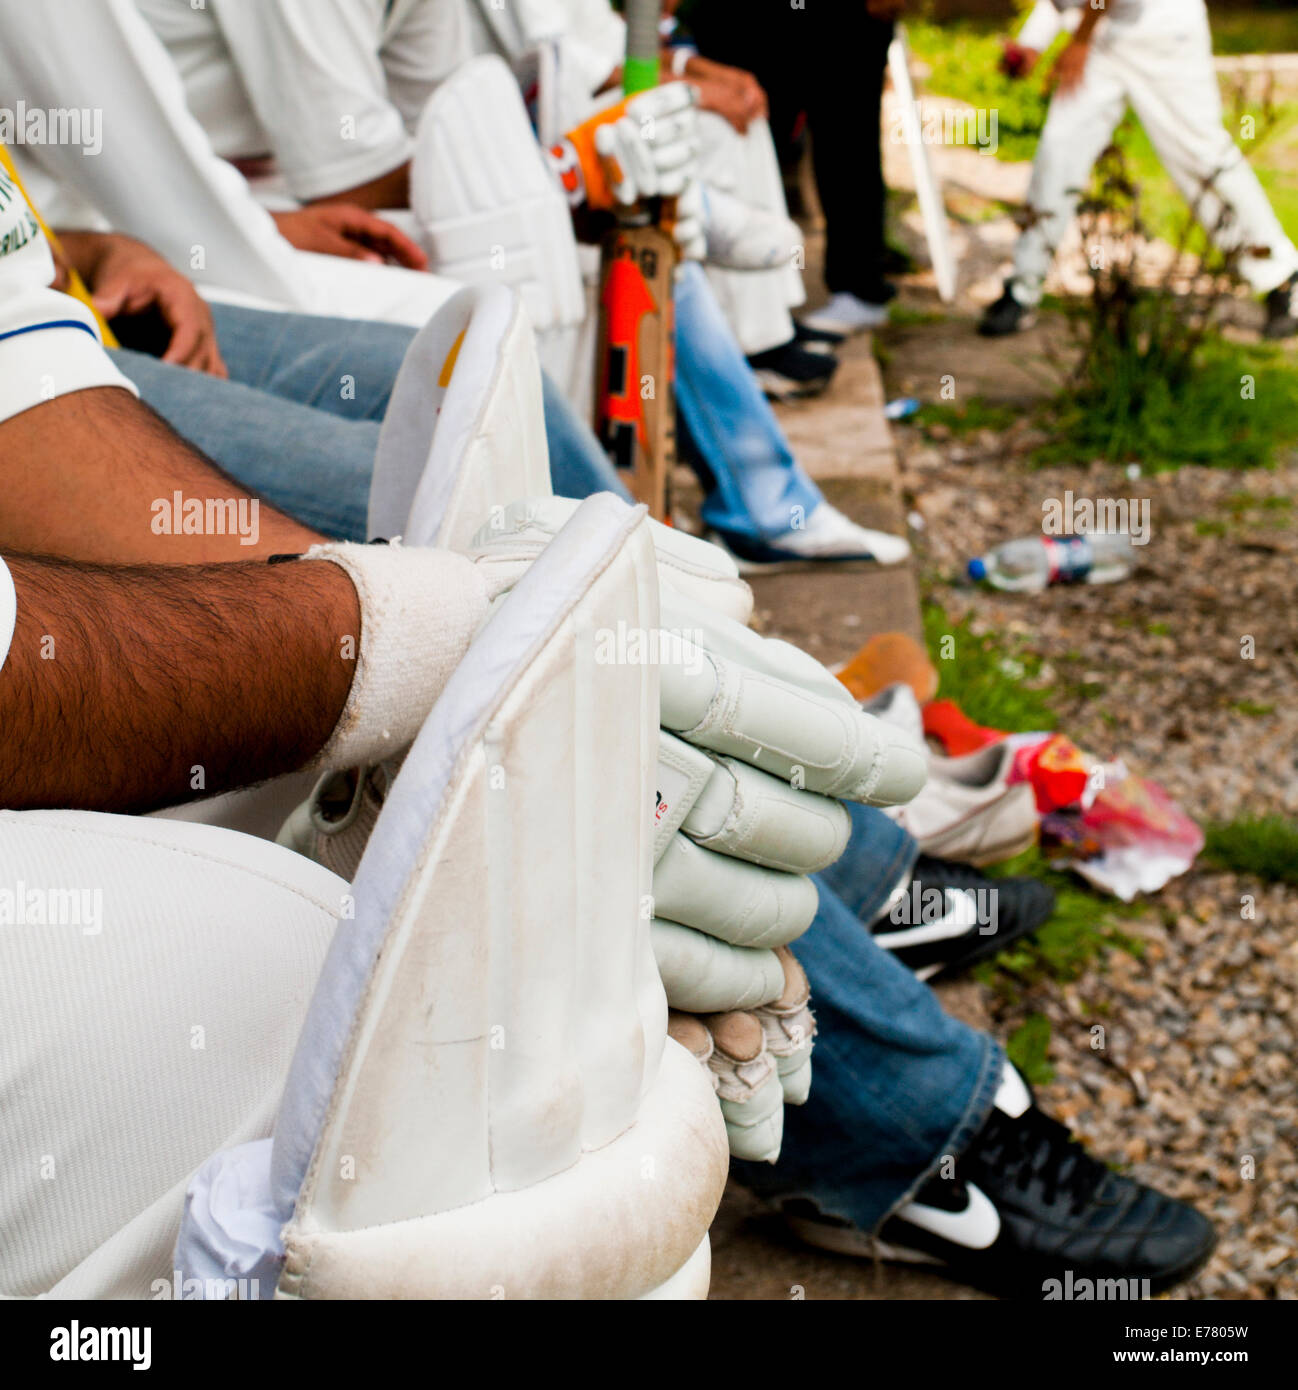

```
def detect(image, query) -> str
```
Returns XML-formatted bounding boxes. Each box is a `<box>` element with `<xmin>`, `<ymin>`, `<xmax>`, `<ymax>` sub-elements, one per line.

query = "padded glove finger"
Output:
<box><xmin>704</xmin><ymin>1011</ymin><xmax>785</xmax><ymax>1163</ymax></box>
<box><xmin>682</xmin><ymin>755</ymin><xmax>850</xmax><ymax>874</ymax></box>
<box><xmin>658</xmin><ymin>616</ymin><xmax>927</xmax><ymax>806</ymax></box>
<box><xmin>672</xmin><ymin>181</ymin><xmax>706</xmax><ymax>262</ymax></box>
<box><xmin>752</xmin><ymin>947</ymin><xmax>816</xmax><ymax>1106</ymax></box>
<box><xmin>651</xmin><ymin>919</ymin><xmax>784</xmax><ymax>1012</ymax></box>
<box><xmin>653</xmin><ymin>833</ymin><xmax>818</xmax><ymax>947</ymax></box>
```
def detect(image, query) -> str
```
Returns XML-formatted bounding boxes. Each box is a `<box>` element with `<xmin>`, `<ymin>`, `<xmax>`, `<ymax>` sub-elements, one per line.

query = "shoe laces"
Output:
<box><xmin>974</xmin><ymin>1105</ymin><xmax>1109</xmax><ymax>1216</ymax></box>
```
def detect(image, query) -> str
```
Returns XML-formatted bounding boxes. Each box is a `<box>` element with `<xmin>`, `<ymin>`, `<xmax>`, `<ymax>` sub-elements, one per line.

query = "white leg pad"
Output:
<box><xmin>367</xmin><ymin>283</ymin><xmax>551</xmax><ymax>551</ymax></box>
<box><xmin>410</xmin><ymin>55</ymin><xmax>585</xmax><ymax>335</ymax></box>
<box><xmin>177</xmin><ymin>495</ymin><xmax>727</xmax><ymax>1298</ymax></box>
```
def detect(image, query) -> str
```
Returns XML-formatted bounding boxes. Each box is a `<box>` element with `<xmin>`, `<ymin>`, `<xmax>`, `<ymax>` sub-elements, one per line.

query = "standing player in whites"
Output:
<box><xmin>981</xmin><ymin>0</ymin><xmax>1298</xmax><ymax>339</ymax></box>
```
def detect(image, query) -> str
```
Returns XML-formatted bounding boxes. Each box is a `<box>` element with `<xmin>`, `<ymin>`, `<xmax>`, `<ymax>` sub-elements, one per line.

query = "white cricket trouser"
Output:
<box><xmin>0</xmin><ymin>812</ymin><xmax>341</xmax><ymax>1298</ymax></box>
<box><xmin>1014</xmin><ymin>13</ymin><xmax>1298</xmax><ymax>302</ymax></box>
<box><xmin>699</xmin><ymin>114</ymin><xmax>806</xmax><ymax>356</ymax></box>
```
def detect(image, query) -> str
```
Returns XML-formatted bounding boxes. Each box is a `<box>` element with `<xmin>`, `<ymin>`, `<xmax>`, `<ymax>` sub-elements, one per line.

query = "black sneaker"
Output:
<box><xmin>786</xmin><ymin>1066</ymin><xmax>1217</xmax><ymax>1299</ymax></box>
<box><xmin>871</xmin><ymin>856</ymin><xmax>1055</xmax><ymax>980</ymax></box>
<box><xmin>793</xmin><ymin>320</ymin><xmax>846</xmax><ymax>356</ymax></box>
<box><xmin>1263</xmin><ymin>274</ymin><xmax>1298</xmax><ymax>339</ymax></box>
<box><xmin>978</xmin><ymin>282</ymin><xmax>1035</xmax><ymax>337</ymax></box>
<box><xmin>746</xmin><ymin>340</ymin><xmax>839</xmax><ymax>401</ymax></box>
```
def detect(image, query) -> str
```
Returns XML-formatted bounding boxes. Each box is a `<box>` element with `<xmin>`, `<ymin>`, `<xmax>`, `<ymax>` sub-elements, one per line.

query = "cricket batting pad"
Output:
<box><xmin>409</xmin><ymin>55</ymin><xmax>585</xmax><ymax>335</ymax></box>
<box><xmin>367</xmin><ymin>283</ymin><xmax>550</xmax><ymax>553</ymax></box>
<box><xmin>175</xmin><ymin>495</ymin><xmax>727</xmax><ymax>1299</ymax></box>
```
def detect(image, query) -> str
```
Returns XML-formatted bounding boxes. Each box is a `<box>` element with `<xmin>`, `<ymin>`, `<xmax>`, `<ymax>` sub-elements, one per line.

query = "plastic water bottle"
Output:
<box><xmin>967</xmin><ymin>534</ymin><xmax>1136</xmax><ymax>592</ymax></box>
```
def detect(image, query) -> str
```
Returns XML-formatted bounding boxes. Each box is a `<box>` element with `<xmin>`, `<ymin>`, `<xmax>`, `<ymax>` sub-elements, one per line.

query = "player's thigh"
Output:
<box><xmin>1124</xmin><ymin>32</ymin><xmax>1236</xmax><ymax>186</ymax></box>
<box><xmin>0</xmin><ymin>809</ymin><xmax>342</xmax><ymax>1294</ymax></box>
<box><xmin>209</xmin><ymin>301</ymin><xmax>417</xmax><ymax>421</ymax></box>
<box><xmin>1028</xmin><ymin>54</ymin><xmax>1129</xmax><ymax>203</ymax></box>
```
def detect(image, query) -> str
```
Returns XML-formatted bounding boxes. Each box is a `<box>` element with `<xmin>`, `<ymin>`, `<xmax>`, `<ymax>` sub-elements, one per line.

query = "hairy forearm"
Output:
<box><xmin>0</xmin><ymin>387</ymin><xmax>321</xmax><ymax>563</ymax></box>
<box><xmin>0</xmin><ymin>552</ymin><xmax>359</xmax><ymax>812</ymax></box>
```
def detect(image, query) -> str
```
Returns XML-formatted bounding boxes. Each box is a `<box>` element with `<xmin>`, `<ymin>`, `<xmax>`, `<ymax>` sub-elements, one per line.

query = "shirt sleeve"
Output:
<box><xmin>381</xmin><ymin>0</ymin><xmax>475</xmax><ymax>134</ymax></box>
<box><xmin>208</xmin><ymin>0</ymin><xmax>415</xmax><ymax>201</ymax></box>
<box><xmin>0</xmin><ymin>162</ymin><xmax>137</xmax><ymax>427</ymax></box>
<box><xmin>0</xmin><ymin>0</ymin><xmax>310</xmax><ymax>310</ymax></box>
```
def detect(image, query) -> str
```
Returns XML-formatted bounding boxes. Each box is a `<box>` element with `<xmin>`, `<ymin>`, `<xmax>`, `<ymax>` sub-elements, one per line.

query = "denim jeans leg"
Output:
<box><xmin>816</xmin><ymin>802</ymin><xmax>918</xmax><ymax>926</ymax></box>
<box><xmin>114</xmin><ymin>346</ymin><xmax>378</xmax><ymax>541</ymax></box>
<box><xmin>209</xmin><ymin>302</ymin><xmax>412</xmax><ymax>421</ymax></box>
<box><xmin>732</xmin><ymin>826</ymin><xmax>1003</xmax><ymax>1233</ymax></box>
<box><xmin>127</xmin><ymin>303</ymin><xmax>632</xmax><ymax>534</ymax></box>
<box><xmin>673</xmin><ymin>262</ymin><xmax>823</xmax><ymax>544</ymax></box>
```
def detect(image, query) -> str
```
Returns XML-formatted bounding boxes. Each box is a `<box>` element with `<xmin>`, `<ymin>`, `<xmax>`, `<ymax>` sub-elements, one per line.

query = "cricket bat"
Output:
<box><xmin>594</xmin><ymin>0</ymin><xmax>677</xmax><ymax>522</ymax></box>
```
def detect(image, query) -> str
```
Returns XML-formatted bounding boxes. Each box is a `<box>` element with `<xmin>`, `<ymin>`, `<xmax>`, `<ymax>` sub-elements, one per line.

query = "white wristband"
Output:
<box><xmin>0</xmin><ymin>556</ymin><xmax>15</xmax><ymax>676</ymax></box>
<box><xmin>307</xmin><ymin>541</ymin><xmax>490</xmax><ymax>770</ymax></box>
<box><xmin>671</xmin><ymin>46</ymin><xmax>696</xmax><ymax>78</ymax></box>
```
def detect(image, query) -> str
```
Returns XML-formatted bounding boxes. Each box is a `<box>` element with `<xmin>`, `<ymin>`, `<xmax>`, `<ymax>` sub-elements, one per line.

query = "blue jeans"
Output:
<box><xmin>734</xmin><ymin>804</ymin><xmax>1004</xmax><ymax>1234</ymax></box>
<box><xmin>674</xmin><ymin>262</ymin><xmax>824</xmax><ymax>544</ymax></box>
<box><xmin>114</xmin><ymin>302</ymin><xmax>628</xmax><ymax>541</ymax></box>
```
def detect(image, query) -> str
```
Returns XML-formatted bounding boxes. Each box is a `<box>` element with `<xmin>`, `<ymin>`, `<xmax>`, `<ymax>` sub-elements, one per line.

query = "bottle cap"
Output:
<box><xmin>967</xmin><ymin>557</ymin><xmax>987</xmax><ymax>582</ymax></box>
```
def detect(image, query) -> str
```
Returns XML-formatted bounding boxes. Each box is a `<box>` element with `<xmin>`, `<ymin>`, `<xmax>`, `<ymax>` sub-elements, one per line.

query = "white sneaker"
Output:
<box><xmin>891</xmin><ymin>741</ymin><xmax>1039</xmax><ymax>867</ymax></box>
<box><xmin>862</xmin><ymin>683</ymin><xmax>1039</xmax><ymax>866</ymax></box>
<box><xmin>800</xmin><ymin>291</ymin><xmax>891</xmax><ymax>336</ymax></box>
<box><xmin>711</xmin><ymin>502</ymin><xmax>911</xmax><ymax>571</ymax></box>
<box><xmin>703</xmin><ymin>185</ymin><xmax>802</xmax><ymax>273</ymax></box>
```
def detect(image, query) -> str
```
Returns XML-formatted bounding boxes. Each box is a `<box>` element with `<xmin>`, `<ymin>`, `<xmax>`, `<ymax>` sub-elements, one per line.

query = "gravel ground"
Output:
<box><xmin>889</xmin><ymin>362</ymin><xmax>1298</xmax><ymax>1301</ymax></box>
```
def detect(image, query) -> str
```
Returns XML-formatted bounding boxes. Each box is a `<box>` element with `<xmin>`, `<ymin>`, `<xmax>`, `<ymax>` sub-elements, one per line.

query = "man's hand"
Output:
<box><xmin>59</xmin><ymin>230</ymin><xmax>226</xmax><ymax>376</ymax></box>
<box><xmin>1050</xmin><ymin>35</ymin><xmax>1091</xmax><ymax>95</ymax></box>
<box><xmin>681</xmin><ymin>57</ymin><xmax>767</xmax><ymax>134</ymax></box>
<box><xmin>272</xmin><ymin>205</ymin><xmax>428</xmax><ymax>270</ymax></box>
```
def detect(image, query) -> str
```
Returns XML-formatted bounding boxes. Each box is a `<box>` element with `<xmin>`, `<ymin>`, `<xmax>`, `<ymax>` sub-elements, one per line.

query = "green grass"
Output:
<box><xmin>923</xmin><ymin>601</ymin><xmax>1057</xmax><ymax>733</ymax></box>
<box><xmin>911</xmin><ymin>336</ymin><xmax>1298</xmax><ymax>471</ymax></box>
<box><xmin>1005</xmin><ymin>1013</ymin><xmax>1055</xmax><ymax>1087</ymax></box>
<box><xmin>1210</xmin><ymin>8</ymin><xmax>1298</xmax><ymax>55</ymax></box>
<box><xmin>914</xmin><ymin>398</ymin><xmax>1023</xmax><ymax>436</ymax></box>
<box><xmin>1202</xmin><ymin>815</ymin><xmax>1298</xmax><ymax>884</ymax></box>
<box><xmin>905</xmin><ymin>19</ymin><xmax>1067</xmax><ymax>163</ymax></box>
<box><xmin>977</xmin><ymin>848</ymin><xmax>1146</xmax><ymax>991</ymax></box>
<box><xmin>1231</xmin><ymin>700</ymin><xmax>1276</xmax><ymax>717</ymax></box>
<box><xmin>888</xmin><ymin>303</ymin><xmax>946</xmax><ymax>328</ymax></box>
<box><xmin>1036</xmin><ymin>338</ymin><xmax>1298</xmax><ymax>471</ymax></box>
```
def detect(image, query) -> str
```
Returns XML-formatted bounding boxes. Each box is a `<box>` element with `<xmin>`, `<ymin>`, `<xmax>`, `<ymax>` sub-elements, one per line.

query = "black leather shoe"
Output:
<box><xmin>1263</xmin><ymin>274</ymin><xmax>1298</xmax><ymax>340</ymax></box>
<box><xmin>787</xmin><ymin>1067</ymin><xmax>1216</xmax><ymax>1299</ymax></box>
<box><xmin>979</xmin><ymin>282</ymin><xmax>1035</xmax><ymax>336</ymax></box>
<box><xmin>871</xmin><ymin>857</ymin><xmax>1055</xmax><ymax>980</ymax></box>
